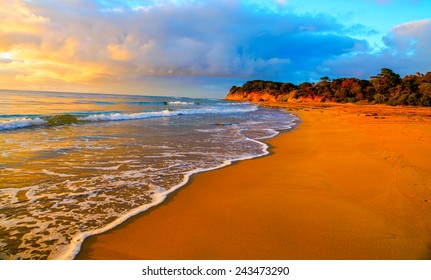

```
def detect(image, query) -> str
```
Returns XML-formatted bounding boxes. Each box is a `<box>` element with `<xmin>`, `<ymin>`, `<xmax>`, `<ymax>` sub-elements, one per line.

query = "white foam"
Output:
<box><xmin>144</xmin><ymin>152</ymin><xmax>186</xmax><ymax>158</ymax></box>
<box><xmin>0</xmin><ymin>103</ymin><xmax>298</xmax><ymax>260</ymax></box>
<box><xmin>79</xmin><ymin>110</ymin><xmax>172</xmax><ymax>121</ymax></box>
<box><xmin>251</xmin><ymin>128</ymin><xmax>280</xmax><ymax>140</ymax></box>
<box><xmin>167</xmin><ymin>101</ymin><xmax>194</xmax><ymax>106</ymax></box>
<box><xmin>42</xmin><ymin>169</ymin><xmax>75</xmax><ymax>177</ymax></box>
<box><xmin>0</xmin><ymin>104</ymin><xmax>258</xmax><ymax>131</ymax></box>
<box><xmin>57</xmin><ymin>120</ymin><xmax>281</xmax><ymax>261</ymax></box>
<box><xmin>0</xmin><ymin>117</ymin><xmax>46</xmax><ymax>131</ymax></box>
<box><xmin>3</xmin><ymin>168</ymin><xmax>21</xmax><ymax>172</ymax></box>
<box><xmin>79</xmin><ymin>106</ymin><xmax>258</xmax><ymax>123</ymax></box>
<box><xmin>1</xmin><ymin>151</ymin><xmax>11</xmax><ymax>157</ymax></box>
<box><xmin>222</xmin><ymin>101</ymin><xmax>251</xmax><ymax>105</ymax></box>
<box><xmin>91</xmin><ymin>164</ymin><xmax>123</xmax><ymax>171</ymax></box>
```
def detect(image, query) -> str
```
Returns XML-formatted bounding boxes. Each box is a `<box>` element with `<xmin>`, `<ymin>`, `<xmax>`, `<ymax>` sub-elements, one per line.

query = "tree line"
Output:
<box><xmin>228</xmin><ymin>68</ymin><xmax>431</xmax><ymax>106</ymax></box>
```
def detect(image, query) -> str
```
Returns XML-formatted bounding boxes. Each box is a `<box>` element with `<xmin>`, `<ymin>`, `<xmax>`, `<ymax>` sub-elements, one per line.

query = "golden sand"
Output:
<box><xmin>76</xmin><ymin>103</ymin><xmax>431</xmax><ymax>260</ymax></box>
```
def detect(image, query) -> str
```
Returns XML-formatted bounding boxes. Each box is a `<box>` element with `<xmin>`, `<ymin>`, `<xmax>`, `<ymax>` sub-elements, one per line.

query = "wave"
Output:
<box><xmin>0</xmin><ymin>105</ymin><xmax>258</xmax><ymax>131</ymax></box>
<box><xmin>60</xmin><ymin>125</ymin><xmax>274</xmax><ymax>260</ymax></box>
<box><xmin>80</xmin><ymin>105</ymin><xmax>257</xmax><ymax>121</ymax></box>
<box><xmin>0</xmin><ymin>114</ymin><xmax>42</xmax><ymax>119</ymax></box>
<box><xmin>125</xmin><ymin>101</ymin><xmax>168</xmax><ymax>106</ymax></box>
<box><xmin>125</xmin><ymin>101</ymin><xmax>197</xmax><ymax>106</ymax></box>
<box><xmin>92</xmin><ymin>101</ymin><xmax>116</xmax><ymax>105</ymax></box>
<box><xmin>0</xmin><ymin>117</ymin><xmax>47</xmax><ymax>130</ymax></box>
<box><xmin>79</xmin><ymin>110</ymin><xmax>173</xmax><ymax>121</ymax></box>
<box><xmin>0</xmin><ymin>115</ymin><xmax>80</xmax><ymax>131</ymax></box>
<box><xmin>46</xmin><ymin>115</ymin><xmax>79</xmax><ymax>126</ymax></box>
<box><xmin>167</xmin><ymin>101</ymin><xmax>196</xmax><ymax>106</ymax></box>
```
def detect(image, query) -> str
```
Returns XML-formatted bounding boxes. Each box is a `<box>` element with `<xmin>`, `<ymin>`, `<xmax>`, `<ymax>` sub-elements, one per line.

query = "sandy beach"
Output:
<box><xmin>76</xmin><ymin>103</ymin><xmax>431</xmax><ymax>260</ymax></box>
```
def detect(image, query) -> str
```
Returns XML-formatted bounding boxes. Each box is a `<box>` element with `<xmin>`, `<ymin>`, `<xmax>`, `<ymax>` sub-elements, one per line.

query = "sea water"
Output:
<box><xmin>0</xmin><ymin>89</ymin><xmax>298</xmax><ymax>259</ymax></box>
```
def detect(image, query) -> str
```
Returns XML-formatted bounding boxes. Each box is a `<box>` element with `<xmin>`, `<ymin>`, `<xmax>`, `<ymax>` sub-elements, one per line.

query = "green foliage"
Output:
<box><xmin>371</xmin><ymin>68</ymin><xmax>401</xmax><ymax>95</ymax></box>
<box><xmin>229</xmin><ymin>68</ymin><xmax>431</xmax><ymax>106</ymax></box>
<box><xmin>373</xmin><ymin>94</ymin><xmax>388</xmax><ymax>104</ymax></box>
<box><xmin>229</xmin><ymin>85</ymin><xmax>240</xmax><ymax>95</ymax></box>
<box><xmin>280</xmin><ymin>82</ymin><xmax>296</xmax><ymax>94</ymax></box>
<box><xmin>419</xmin><ymin>83</ymin><xmax>431</xmax><ymax>97</ymax></box>
<box><xmin>278</xmin><ymin>95</ymin><xmax>290</xmax><ymax>102</ymax></box>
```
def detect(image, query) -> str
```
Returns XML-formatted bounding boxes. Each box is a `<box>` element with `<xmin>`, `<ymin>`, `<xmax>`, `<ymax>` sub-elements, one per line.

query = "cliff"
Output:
<box><xmin>226</xmin><ymin>81</ymin><xmax>325</xmax><ymax>103</ymax></box>
<box><xmin>226</xmin><ymin>89</ymin><xmax>324</xmax><ymax>103</ymax></box>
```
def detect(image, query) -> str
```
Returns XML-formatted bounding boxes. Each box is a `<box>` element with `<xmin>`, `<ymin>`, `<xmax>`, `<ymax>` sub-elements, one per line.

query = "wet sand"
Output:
<box><xmin>77</xmin><ymin>103</ymin><xmax>431</xmax><ymax>259</ymax></box>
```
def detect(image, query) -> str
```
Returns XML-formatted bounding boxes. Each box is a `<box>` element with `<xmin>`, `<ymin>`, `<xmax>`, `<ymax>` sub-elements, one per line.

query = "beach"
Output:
<box><xmin>76</xmin><ymin>103</ymin><xmax>431</xmax><ymax>260</ymax></box>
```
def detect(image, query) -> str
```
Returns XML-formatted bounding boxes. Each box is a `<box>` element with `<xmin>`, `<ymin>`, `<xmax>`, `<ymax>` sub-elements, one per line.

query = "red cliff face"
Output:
<box><xmin>226</xmin><ymin>90</ymin><xmax>324</xmax><ymax>103</ymax></box>
<box><xmin>295</xmin><ymin>96</ymin><xmax>325</xmax><ymax>102</ymax></box>
<box><xmin>226</xmin><ymin>91</ymin><xmax>277</xmax><ymax>102</ymax></box>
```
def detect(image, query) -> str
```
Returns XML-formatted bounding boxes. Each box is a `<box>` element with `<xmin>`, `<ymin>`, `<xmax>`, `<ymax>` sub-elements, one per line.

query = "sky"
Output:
<box><xmin>0</xmin><ymin>0</ymin><xmax>430</xmax><ymax>97</ymax></box>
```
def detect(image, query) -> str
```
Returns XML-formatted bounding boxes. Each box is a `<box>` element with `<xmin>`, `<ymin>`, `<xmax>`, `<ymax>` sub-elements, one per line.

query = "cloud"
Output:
<box><xmin>0</xmin><ymin>0</ymin><xmax>47</xmax><ymax>51</ymax></box>
<box><xmin>0</xmin><ymin>0</ymin><xmax>371</xmax><ymax>89</ymax></box>
<box><xmin>384</xmin><ymin>19</ymin><xmax>431</xmax><ymax>55</ymax></box>
<box><xmin>326</xmin><ymin>19</ymin><xmax>431</xmax><ymax>79</ymax></box>
<box><xmin>275</xmin><ymin>0</ymin><xmax>289</xmax><ymax>5</ymax></box>
<box><xmin>1</xmin><ymin>0</ymin><xmax>428</xmax><ymax>96</ymax></box>
<box><xmin>375</xmin><ymin>0</ymin><xmax>424</xmax><ymax>4</ymax></box>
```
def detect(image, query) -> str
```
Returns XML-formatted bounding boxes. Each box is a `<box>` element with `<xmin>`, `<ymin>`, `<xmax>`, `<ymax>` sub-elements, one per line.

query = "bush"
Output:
<box><xmin>229</xmin><ymin>69</ymin><xmax>431</xmax><ymax>106</ymax></box>
<box><xmin>278</xmin><ymin>95</ymin><xmax>290</xmax><ymax>102</ymax></box>
<box><xmin>373</xmin><ymin>94</ymin><xmax>388</xmax><ymax>104</ymax></box>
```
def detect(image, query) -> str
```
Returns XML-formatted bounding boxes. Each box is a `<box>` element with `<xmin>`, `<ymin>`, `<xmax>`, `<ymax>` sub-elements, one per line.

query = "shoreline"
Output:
<box><xmin>66</xmin><ymin>111</ymin><xmax>296</xmax><ymax>260</ymax></box>
<box><xmin>75</xmin><ymin>132</ymin><xmax>290</xmax><ymax>260</ymax></box>
<box><xmin>77</xmin><ymin>102</ymin><xmax>431</xmax><ymax>260</ymax></box>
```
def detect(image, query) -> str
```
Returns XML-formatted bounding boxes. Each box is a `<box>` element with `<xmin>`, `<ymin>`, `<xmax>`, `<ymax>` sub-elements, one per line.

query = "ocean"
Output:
<box><xmin>0</xmin><ymin>89</ymin><xmax>298</xmax><ymax>259</ymax></box>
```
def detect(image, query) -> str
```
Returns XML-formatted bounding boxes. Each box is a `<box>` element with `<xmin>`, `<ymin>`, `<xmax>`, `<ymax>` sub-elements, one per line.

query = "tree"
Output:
<box><xmin>228</xmin><ymin>68</ymin><xmax>430</xmax><ymax>106</ymax></box>
<box><xmin>320</xmin><ymin>76</ymin><xmax>330</xmax><ymax>83</ymax></box>
<box><xmin>296</xmin><ymin>82</ymin><xmax>315</xmax><ymax>98</ymax></box>
<box><xmin>419</xmin><ymin>83</ymin><xmax>431</xmax><ymax>97</ymax></box>
<box><xmin>373</xmin><ymin>93</ymin><xmax>388</xmax><ymax>104</ymax></box>
<box><xmin>280</xmin><ymin>82</ymin><xmax>296</xmax><ymax>94</ymax></box>
<box><xmin>370</xmin><ymin>68</ymin><xmax>401</xmax><ymax>96</ymax></box>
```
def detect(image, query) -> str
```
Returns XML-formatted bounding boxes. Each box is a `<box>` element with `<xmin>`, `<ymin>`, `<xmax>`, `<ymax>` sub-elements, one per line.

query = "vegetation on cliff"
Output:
<box><xmin>227</xmin><ymin>68</ymin><xmax>431</xmax><ymax>106</ymax></box>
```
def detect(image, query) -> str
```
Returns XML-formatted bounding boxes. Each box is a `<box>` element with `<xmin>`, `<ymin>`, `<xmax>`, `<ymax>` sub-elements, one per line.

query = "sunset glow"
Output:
<box><xmin>1</xmin><ymin>0</ymin><xmax>430</xmax><ymax>97</ymax></box>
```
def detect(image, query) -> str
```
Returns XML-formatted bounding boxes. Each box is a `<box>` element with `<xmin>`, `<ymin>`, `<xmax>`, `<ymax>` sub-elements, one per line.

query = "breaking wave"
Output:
<box><xmin>0</xmin><ymin>105</ymin><xmax>258</xmax><ymax>131</ymax></box>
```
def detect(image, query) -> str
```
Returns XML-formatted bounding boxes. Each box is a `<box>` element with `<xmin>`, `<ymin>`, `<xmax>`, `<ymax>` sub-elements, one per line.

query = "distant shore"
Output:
<box><xmin>77</xmin><ymin>102</ymin><xmax>431</xmax><ymax>259</ymax></box>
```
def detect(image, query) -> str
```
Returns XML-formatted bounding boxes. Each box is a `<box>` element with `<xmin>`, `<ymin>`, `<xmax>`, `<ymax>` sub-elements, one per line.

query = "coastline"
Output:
<box><xmin>61</xmin><ymin>116</ymin><xmax>280</xmax><ymax>260</ymax></box>
<box><xmin>76</xmin><ymin>102</ymin><xmax>431</xmax><ymax>260</ymax></box>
